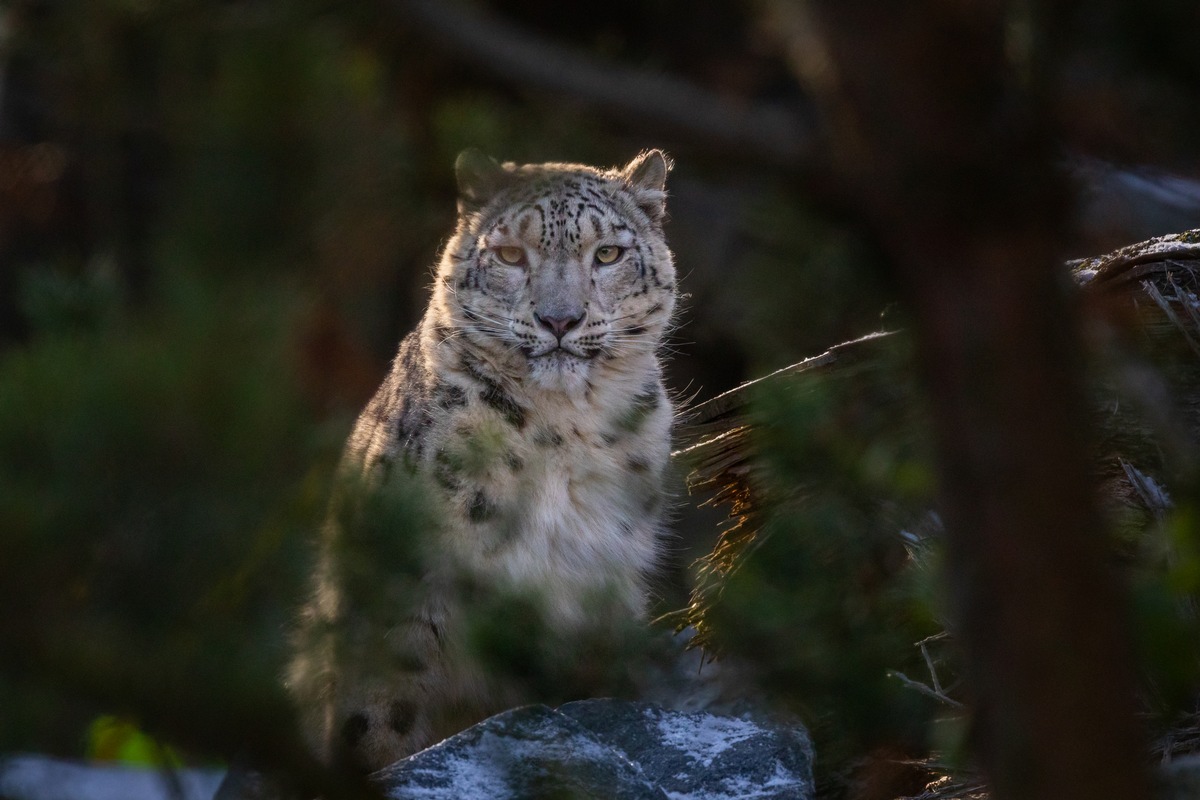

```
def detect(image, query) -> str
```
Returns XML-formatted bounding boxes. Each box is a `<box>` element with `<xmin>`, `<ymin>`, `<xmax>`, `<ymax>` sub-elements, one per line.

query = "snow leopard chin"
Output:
<box><xmin>526</xmin><ymin>350</ymin><xmax>592</xmax><ymax>393</ymax></box>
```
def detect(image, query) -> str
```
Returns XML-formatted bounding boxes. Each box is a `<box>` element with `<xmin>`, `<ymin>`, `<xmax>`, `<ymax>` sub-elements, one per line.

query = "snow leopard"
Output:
<box><xmin>287</xmin><ymin>149</ymin><xmax>678</xmax><ymax>772</ymax></box>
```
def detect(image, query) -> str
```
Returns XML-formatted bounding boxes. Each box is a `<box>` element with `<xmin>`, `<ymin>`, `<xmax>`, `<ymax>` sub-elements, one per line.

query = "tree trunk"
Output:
<box><xmin>797</xmin><ymin>2</ymin><xmax>1150</xmax><ymax>798</ymax></box>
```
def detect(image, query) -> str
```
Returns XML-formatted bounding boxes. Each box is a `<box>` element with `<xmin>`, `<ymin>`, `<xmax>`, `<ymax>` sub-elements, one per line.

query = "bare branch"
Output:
<box><xmin>1140</xmin><ymin>279</ymin><xmax>1200</xmax><ymax>360</ymax></box>
<box><xmin>888</xmin><ymin>670</ymin><xmax>965</xmax><ymax>709</ymax></box>
<box><xmin>393</xmin><ymin>0</ymin><xmax>813</xmax><ymax>166</ymax></box>
<box><xmin>1119</xmin><ymin>459</ymin><xmax>1173</xmax><ymax>522</ymax></box>
<box><xmin>920</xmin><ymin>639</ymin><xmax>947</xmax><ymax>697</ymax></box>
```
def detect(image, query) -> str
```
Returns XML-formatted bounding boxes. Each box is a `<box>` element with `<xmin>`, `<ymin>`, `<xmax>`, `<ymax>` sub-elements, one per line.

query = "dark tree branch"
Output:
<box><xmin>393</xmin><ymin>0</ymin><xmax>813</xmax><ymax>166</ymax></box>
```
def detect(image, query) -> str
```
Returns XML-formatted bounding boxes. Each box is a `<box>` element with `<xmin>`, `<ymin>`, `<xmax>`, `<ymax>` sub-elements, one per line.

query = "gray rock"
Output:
<box><xmin>376</xmin><ymin>699</ymin><xmax>814</xmax><ymax>800</ymax></box>
<box><xmin>560</xmin><ymin>699</ymin><xmax>814</xmax><ymax>800</ymax></box>
<box><xmin>376</xmin><ymin>704</ymin><xmax>666</xmax><ymax>800</ymax></box>
<box><xmin>0</xmin><ymin>755</ymin><xmax>224</xmax><ymax>800</ymax></box>
<box><xmin>1</xmin><ymin>701</ymin><xmax>813</xmax><ymax>800</ymax></box>
<box><xmin>1157</xmin><ymin>754</ymin><xmax>1200</xmax><ymax>800</ymax></box>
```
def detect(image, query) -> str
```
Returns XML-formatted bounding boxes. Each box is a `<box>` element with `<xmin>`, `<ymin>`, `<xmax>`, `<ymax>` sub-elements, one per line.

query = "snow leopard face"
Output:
<box><xmin>437</xmin><ymin>150</ymin><xmax>676</xmax><ymax>392</ymax></box>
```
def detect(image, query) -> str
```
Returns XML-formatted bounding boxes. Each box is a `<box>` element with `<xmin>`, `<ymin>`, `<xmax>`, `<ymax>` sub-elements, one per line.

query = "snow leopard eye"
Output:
<box><xmin>494</xmin><ymin>246</ymin><xmax>527</xmax><ymax>266</ymax></box>
<box><xmin>594</xmin><ymin>246</ymin><xmax>624</xmax><ymax>266</ymax></box>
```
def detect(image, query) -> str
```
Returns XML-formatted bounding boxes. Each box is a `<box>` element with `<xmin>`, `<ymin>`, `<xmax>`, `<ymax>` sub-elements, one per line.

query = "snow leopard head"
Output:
<box><xmin>435</xmin><ymin>150</ymin><xmax>676</xmax><ymax>393</ymax></box>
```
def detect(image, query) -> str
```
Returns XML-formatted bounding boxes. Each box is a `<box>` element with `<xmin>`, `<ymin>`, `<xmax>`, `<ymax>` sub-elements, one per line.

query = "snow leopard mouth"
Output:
<box><xmin>525</xmin><ymin>345</ymin><xmax>595</xmax><ymax>363</ymax></box>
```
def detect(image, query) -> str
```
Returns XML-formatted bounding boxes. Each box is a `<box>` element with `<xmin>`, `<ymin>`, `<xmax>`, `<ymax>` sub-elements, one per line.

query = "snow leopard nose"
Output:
<box><xmin>534</xmin><ymin>311</ymin><xmax>585</xmax><ymax>340</ymax></box>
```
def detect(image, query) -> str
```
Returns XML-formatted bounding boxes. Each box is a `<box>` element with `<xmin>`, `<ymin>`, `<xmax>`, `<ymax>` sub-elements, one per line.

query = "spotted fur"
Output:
<box><xmin>288</xmin><ymin>150</ymin><xmax>677</xmax><ymax>771</ymax></box>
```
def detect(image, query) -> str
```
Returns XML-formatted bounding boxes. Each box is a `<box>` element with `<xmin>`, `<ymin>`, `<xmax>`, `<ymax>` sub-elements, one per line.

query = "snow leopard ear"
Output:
<box><xmin>621</xmin><ymin>149</ymin><xmax>672</xmax><ymax>222</ymax></box>
<box><xmin>455</xmin><ymin>148</ymin><xmax>507</xmax><ymax>214</ymax></box>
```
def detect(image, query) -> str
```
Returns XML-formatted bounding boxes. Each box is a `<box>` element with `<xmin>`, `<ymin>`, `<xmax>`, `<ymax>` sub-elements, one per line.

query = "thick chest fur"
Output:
<box><xmin>417</xmin><ymin>368</ymin><xmax>671</xmax><ymax>623</ymax></box>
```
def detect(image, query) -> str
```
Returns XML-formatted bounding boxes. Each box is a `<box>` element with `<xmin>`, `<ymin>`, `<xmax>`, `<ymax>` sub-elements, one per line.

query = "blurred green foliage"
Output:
<box><xmin>701</xmin><ymin>339</ymin><xmax>946</xmax><ymax>775</ymax></box>
<box><xmin>86</xmin><ymin>715</ymin><xmax>182</xmax><ymax>766</ymax></box>
<box><xmin>0</xmin><ymin>263</ymin><xmax>326</xmax><ymax>754</ymax></box>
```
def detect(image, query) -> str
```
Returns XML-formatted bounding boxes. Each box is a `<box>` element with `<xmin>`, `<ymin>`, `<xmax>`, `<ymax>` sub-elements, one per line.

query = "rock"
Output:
<box><xmin>560</xmin><ymin>699</ymin><xmax>814</xmax><ymax>800</ymax></box>
<box><xmin>0</xmin><ymin>754</ymin><xmax>224</xmax><ymax>800</ymax></box>
<box><xmin>376</xmin><ymin>699</ymin><xmax>814</xmax><ymax>800</ymax></box>
<box><xmin>1156</xmin><ymin>754</ymin><xmax>1200</xmax><ymax>800</ymax></box>
<box><xmin>375</xmin><ymin>704</ymin><xmax>664</xmax><ymax>799</ymax></box>
<box><xmin>3</xmin><ymin>701</ymin><xmax>813</xmax><ymax>800</ymax></box>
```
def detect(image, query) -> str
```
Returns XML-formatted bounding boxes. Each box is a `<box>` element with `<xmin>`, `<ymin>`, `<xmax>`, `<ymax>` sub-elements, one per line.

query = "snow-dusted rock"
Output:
<box><xmin>4</xmin><ymin>701</ymin><xmax>813</xmax><ymax>800</ymax></box>
<box><xmin>559</xmin><ymin>699</ymin><xmax>814</xmax><ymax>800</ymax></box>
<box><xmin>377</xmin><ymin>700</ymin><xmax>814</xmax><ymax>800</ymax></box>
<box><xmin>375</xmin><ymin>704</ymin><xmax>663</xmax><ymax>799</ymax></box>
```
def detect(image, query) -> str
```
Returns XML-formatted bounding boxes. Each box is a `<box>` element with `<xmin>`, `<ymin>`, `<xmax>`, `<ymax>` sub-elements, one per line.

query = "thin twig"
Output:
<box><xmin>1166</xmin><ymin>271</ymin><xmax>1200</xmax><ymax>332</ymax></box>
<box><xmin>1141</xmin><ymin>280</ymin><xmax>1200</xmax><ymax>360</ymax></box>
<box><xmin>1119</xmin><ymin>458</ymin><xmax>1173</xmax><ymax>522</ymax></box>
<box><xmin>921</xmin><ymin>640</ymin><xmax>946</xmax><ymax>696</ymax></box>
<box><xmin>888</xmin><ymin>670</ymin><xmax>965</xmax><ymax>709</ymax></box>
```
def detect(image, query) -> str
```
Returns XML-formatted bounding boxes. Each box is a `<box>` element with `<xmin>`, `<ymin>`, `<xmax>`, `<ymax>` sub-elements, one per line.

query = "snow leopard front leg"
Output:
<box><xmin>320</xmin><ymin>612</ymin><xmax>449</xmax><ymax>770</ymax></box>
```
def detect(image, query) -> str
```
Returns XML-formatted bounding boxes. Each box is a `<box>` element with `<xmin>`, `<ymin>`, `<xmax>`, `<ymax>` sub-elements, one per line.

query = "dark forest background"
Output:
<box><xmin>1</xmin><ymin>2</ymin><xmax>1199</xmax><ymax>799</ymax></box>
